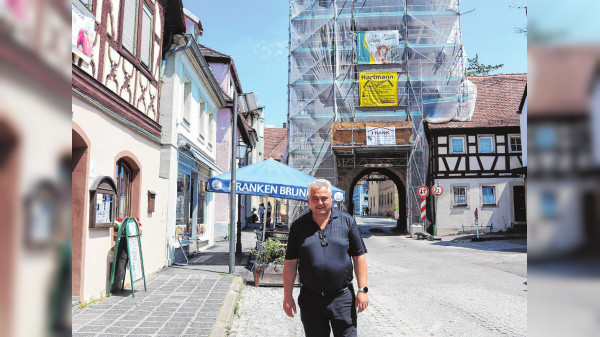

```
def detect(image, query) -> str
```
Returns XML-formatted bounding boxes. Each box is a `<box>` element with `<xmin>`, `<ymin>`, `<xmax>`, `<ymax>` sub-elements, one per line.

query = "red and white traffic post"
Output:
<box><xmin>417</xmin><ymin>186</ymin><xmax>429</xmax><ymax>227</ymax></box>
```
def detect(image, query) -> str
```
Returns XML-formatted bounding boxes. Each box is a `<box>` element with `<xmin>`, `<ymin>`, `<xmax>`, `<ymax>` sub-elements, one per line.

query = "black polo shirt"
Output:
<box><xmin>285</xmin><ymin>208</ymin><xmax>367</xmax><ymax>293</ymax></box>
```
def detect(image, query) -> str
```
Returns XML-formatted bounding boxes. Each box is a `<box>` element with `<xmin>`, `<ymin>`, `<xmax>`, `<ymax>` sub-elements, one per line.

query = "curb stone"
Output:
<box><xmin>211</xmin><ymin>276</ymin><xmax>243</xmax><ymax>337</ymax></box>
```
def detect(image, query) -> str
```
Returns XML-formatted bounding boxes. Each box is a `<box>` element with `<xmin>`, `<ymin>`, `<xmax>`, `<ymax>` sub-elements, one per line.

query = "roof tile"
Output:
<box><xmin>264</xmin><ymin>128</ymin><xmax>287</xmax><ymax>161</ymax></box>
<box><xmin>429</xmin><ymin>73</ymin><xmax>526</xmax><ymax>129</ymax></box>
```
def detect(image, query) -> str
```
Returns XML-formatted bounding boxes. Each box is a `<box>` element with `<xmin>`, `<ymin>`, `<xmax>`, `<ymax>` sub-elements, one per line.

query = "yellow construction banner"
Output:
<box><xmin>359</xmin><ymin>72</ymin><xmax>398</xmax><ymax>107</ymax></box>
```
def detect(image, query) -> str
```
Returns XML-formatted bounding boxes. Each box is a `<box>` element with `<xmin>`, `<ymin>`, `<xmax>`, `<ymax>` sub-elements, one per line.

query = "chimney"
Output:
<box><xmin>282</xmin><ymin>122</ymin><xmax>286</xmax><ymax>129</ymax></box>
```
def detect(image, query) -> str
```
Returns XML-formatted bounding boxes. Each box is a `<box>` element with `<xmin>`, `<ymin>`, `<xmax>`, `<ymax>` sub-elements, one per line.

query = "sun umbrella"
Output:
<box><xmin>207</xmin><ymin>159</ymin><xmax>346</xmax><ymax>242</ymax></box>
<box><xmin>206</xmin><ymin>158</ymin><xmax>345</xmax><ymax>202</ymax></box>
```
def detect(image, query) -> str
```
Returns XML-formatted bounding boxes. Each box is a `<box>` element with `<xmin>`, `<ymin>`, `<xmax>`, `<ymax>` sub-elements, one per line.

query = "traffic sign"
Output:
<box><xmin>432</xmin><ymin>184</ymin><xmax>443</xmax><ymax>197</ymax></box>
<box><xmin>417</xmin><ymin>185</ymin><xmax>429</xmax><ymax>198</ymax></box>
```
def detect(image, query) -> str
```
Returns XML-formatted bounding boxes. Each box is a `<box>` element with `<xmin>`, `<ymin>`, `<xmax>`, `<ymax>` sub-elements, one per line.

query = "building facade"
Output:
<box><xmin>159</xmin><ymin>32</ymin><xmax>226</xmax><ymax>262</ymax></box>
<box><xmin>287</xmin><ymin>0</ymin><xmax>476</xmax><ymax>231</ymax></box>
<box><xmin>197</xmin><ymin>43</ymin><xmax>254</xmax><ymax>237</ymax></box>
<box><xmin>72</xmin><ymin>0</ymin><xmax>184</xmax><ymax>302</ymax></box>
<box><xmin>527</xmin><ymin>46</ymin><xmax>600</xmax><ymax>259</ymax></box>
<box><xmin>426</xmin><ymin>74</ymin><xmax>527</xmax><ymax>235</ymax></box>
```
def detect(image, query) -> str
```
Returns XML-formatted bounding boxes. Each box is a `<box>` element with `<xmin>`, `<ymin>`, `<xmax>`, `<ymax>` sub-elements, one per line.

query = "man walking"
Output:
<box><xmin>283</xmin><ymin>179</ymin><xmax>368</xmax><ymax>336</ymax></box>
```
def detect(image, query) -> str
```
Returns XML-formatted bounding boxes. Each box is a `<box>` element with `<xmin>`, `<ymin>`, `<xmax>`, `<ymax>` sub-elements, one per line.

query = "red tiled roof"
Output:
<box><xmin>429</xmin><ymin>73</ymin><xmax>527</xmax><ymax>129</ymax></box>
<box><xmin>264</xmin><ymin>128</ymin><xmax>287</xmax><ymax>161</ymax></box>
<box><xmin>528</xmin><ymin>46</ymin><xmax>600</xmax><ymax>117</ymax></box>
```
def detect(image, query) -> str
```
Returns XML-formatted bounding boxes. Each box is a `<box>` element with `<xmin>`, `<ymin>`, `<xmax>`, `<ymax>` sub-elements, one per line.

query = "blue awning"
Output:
<box><xmin>206</xmin><ymin>158</ymin><xmax>345</xmax><ymax>202</ymax></box>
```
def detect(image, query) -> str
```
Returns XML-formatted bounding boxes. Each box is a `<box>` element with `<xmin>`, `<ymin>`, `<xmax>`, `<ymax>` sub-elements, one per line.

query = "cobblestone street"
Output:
<box><xmin>231</xmin><ymin>216</ymin><xmax>527</xmax><ymax>336</ymax></box>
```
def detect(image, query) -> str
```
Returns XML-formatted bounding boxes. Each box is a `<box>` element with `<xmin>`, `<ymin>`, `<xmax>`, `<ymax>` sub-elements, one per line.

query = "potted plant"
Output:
<box><xmin>113</xmin><ymin>217</ymin><xmax>123</xmax><ymax>241</ymax></box>
<box><xmin>198</xmin><ymin>224</ymin><xmax>205</xmax><ymax>236</ymax></box>
<box><xmin>248</xmin><ymin>238</ymin><xmax>288</xmax><ymax>286</ymax></box>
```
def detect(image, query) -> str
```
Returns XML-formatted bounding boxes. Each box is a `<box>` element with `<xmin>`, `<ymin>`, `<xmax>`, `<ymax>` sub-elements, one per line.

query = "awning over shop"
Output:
<box><xmin>178</xmin><ymin>139</ymin><xmax>222</xmax><ymax>174</ymax></box>
<box><xmin>206</xmin><ymin>158</ymin><xmax>345</xmax><ymax>202</ymax></box>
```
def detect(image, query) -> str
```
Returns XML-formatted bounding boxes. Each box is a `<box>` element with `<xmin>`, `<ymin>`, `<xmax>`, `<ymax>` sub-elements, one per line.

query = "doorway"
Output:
<box><xmin>513</xmin><ymin>185</ymin><xmax>526</xmax><ymax>222</ymax></box>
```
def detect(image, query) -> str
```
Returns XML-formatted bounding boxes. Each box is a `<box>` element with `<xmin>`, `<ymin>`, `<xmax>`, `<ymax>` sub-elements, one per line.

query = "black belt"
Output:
<box><xmin>302</xmin><ymin>284</ymin><xmax>352</xmax><ymax>297</ymax></box>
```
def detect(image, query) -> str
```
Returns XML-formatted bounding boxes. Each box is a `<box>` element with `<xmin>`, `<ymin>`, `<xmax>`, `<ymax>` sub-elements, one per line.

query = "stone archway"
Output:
<box><xmin>337</xmin><ymin>167</ymin><xmax>407</xmax><ymax>231</ymax></box>
<box><xmin>72</xmin><ymin>122</ymin><xmax>90</xmax><ymax>300</ymax></box>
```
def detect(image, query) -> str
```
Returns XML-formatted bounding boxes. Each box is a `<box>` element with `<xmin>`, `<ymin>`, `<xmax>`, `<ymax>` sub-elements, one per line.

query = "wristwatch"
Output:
<box><xmin>357</xmin><ymin>287</ymin><xmax>368</xmax><ymax>293</ymax></box>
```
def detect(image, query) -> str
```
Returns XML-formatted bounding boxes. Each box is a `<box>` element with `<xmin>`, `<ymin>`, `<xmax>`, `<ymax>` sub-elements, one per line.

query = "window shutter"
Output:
<box><xmin>122</xmin><ymin>0</ymin><xmax>137</xmax><ymax>53</ymax></box>
<box><xmin>140</xmin><ymin>4</ymin><xmax>153</xmax><ymax>67</ymax></box>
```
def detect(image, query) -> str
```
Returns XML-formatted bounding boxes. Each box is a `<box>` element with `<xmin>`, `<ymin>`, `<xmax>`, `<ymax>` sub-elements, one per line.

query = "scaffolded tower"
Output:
<box><xmin>287</xmin><ymin>0</ymin><xmax>476</xmax><ymax>227</ymax></box>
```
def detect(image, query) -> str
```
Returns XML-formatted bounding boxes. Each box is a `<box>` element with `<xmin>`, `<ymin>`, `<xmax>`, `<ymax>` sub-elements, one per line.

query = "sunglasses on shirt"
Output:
<box><xmin>318</xmin><ymin>230</ymin><xmax>328</xmax><ymax>247</ymax></box>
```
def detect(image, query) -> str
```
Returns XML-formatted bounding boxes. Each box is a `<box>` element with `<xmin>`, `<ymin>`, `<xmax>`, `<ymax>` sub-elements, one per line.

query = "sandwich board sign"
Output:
<box><xmin>109</xmin><ymin>217</ymin><xmax>146</xmax><ymax>297</ymax></box>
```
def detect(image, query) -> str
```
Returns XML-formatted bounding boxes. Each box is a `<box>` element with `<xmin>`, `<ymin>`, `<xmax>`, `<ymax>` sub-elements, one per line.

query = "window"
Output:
<box><xmin>450</xmin><ymin>136</ymin><xmax>465</xmax><ymax>154</ymax></box>
<box><xmin>509</xmin><ymin>135</ymin><xmax>522</xmax><ymax>153</ymax></box>
<box><xmin>116</xmin><ymin>160</ymin><xmax>133</xmax><ymax>219</ymax></box>
<box><xmin>197</xmin><ymin>180</ymin><xmax>206</xmax><ymax>226</ymax></box>
<box><xmin>482</xmin><ymin>186</ymin><xmax>496</xmax><ymax>205</ymax></box>
<box><xmin>478</xmin><ymin>136</ymin><xmax>494</xmax><ymax>153</ymax></box>
<box><xmin>541</xmin><ymin>192</ymin><xmax>558</xmax><ymax>218</ymax></box>
<box><xmin>536</xmin><ymin>125</ymin><xmax>557</xmax><ymax>150</ymax></box>
<box><xmin>121</xmin><ymin>0</ymin><xmax>154</xmax><ymax>69</ymax></box>
<box><xmin>183</xmin><ymin>79</ymin><xmax>191</xmax><ymax>126</ymax></box>
<box><xmin>453</xmin><ymin>186</ymin><xmax>467</xmax><ymax>206</ymax></box>
<box><xmin>121</xmin><ymin>0</ymin><xmax>138</xmax><ymax>54</ymax></box>
<box><xmin>198</xmin><ymin>100</ymin><xmax>206</xmax><ymax>141</ymax></box>
<box><xmin>140</xmin><ymin>4</ymin><xmax>154</xmax><ymax>68</ymax></box>
<box><xmin>207</xmin><ymin>109</ymin><xmax>213</xmax><ymax>148</ymax></box>
<box><xmin>176</xmin><ymin>171</ymin><xmax>191</xmax><ymax>234</ymax></box>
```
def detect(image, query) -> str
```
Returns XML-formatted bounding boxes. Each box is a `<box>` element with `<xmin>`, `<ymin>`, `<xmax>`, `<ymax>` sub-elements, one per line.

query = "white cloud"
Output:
<box><xmin>252</xmin><ymin>40</ymin><xmax>288</xmax><ymax>59</ymax></box>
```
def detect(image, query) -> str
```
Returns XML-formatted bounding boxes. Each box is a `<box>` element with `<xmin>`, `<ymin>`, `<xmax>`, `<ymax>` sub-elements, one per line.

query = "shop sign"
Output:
<box><xmin>359</xmin><ymin>72</ymin><xmax>398</xmax><ymax>107</ymax></box>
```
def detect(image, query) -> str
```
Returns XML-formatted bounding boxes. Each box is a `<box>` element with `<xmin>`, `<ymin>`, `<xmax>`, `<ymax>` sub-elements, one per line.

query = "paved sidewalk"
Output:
<box><xmin>72</xmin><ymin>227</ymin><xmax>258</xmax><ymax>337</ymax></box>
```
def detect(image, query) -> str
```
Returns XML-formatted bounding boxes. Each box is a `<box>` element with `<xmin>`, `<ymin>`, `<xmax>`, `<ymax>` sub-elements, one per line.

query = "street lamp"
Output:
<box><xmin>235</xmin><ymin>140</ymin><xmax>249</xmax><ymax>254</ymax></box>
<box><xmin>236</xmin><ymin>140</ymin><xmax>249</xmax><ymax>163</ymax></box>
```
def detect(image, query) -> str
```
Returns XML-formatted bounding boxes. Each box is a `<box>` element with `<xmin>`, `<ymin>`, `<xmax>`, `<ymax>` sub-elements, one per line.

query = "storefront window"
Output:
<box><xmin>176</xmin><ymin>171</ymin><xmax>191</xmax><ymax>234</ymax></box>
<box><xmin>116</xmin><ymin>160</ymin><xmax>132</xmax><ymax>219</ymax></box>
<box><xmin>197</xmin><ymin>180</ymin><xmax>206</xmax><ymax>235</ymax></box>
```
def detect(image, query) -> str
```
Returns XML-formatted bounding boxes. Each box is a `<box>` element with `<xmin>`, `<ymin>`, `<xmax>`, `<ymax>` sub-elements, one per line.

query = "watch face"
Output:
<box><xmin>363</xmin><ymin>287</ymin><xmax>368</xmax><ymax>293</ymax></box>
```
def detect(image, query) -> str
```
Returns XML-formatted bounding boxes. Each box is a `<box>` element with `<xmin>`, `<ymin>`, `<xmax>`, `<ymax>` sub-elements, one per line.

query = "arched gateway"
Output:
<box><xmin>336</xmin><ymin>167</ymin><xmax>407</xmax><ymax>231</ymax></box>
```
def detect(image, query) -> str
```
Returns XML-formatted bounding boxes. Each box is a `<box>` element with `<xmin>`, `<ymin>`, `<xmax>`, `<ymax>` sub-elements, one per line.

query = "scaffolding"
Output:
<box><xmin>287</xmin><ymin>0</ymin><xmax>476</xmax><ymax>228</ymax></box>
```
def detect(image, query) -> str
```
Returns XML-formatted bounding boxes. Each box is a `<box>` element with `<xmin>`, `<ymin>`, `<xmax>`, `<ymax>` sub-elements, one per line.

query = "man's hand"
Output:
<box><xmin>355</xmin><ymin>291</ymin><xmax>369</xmax><ymax>313</ymax></box>
<box><xmin>283</xmin><ymin>259</ymin><xmax>299</xmax><ymax>318</ymax></box>
<box><xmin>283</xmin><ymin>296</ymin><xmax>297</xmax><ymax>318</ymax></box>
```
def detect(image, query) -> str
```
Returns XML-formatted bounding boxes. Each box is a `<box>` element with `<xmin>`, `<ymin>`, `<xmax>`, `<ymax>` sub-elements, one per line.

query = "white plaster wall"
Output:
<box><xmin>176</xmin><ymin>52</ymin><xmax>218</xmax><ymax>159</ymax></box>
<box><xmin>433</xmin><ymin>177</ymin><xmax>524</xmax><ymax>235</ymax></box>
<box><xmin>72</xmin><ymin>95</ymin><xmax>169</xmax><ymax>302</ymax></box>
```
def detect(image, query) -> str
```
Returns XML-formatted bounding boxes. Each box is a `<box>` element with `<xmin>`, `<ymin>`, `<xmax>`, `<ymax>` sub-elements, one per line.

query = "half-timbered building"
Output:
<box><xmin>426</xmin><ymin>74</ymin><xmax>527</xmax><ymax>235</ymax></box>
<box><xmin>72</xmin><ymin>0</ymin><xmax>185</xmax><ymax>303</ymax></box>
<box><xmin>527</xmin><ymin>46</ymin><xmax>600</xmax><ymax>259</ymax></box>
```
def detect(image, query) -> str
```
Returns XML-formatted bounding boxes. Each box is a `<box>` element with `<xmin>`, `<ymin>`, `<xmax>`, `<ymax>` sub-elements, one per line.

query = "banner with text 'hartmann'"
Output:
<box><xmin>359</xmin><ymin>72</ymin><xmax>398</xmax><ymax>107</ymax></box>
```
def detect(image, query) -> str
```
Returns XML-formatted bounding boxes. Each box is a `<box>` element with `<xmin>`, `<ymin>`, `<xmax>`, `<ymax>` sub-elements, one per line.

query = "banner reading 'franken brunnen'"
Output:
<box><xmin>357</xmin><ymin>31</ymin><xmax>402</xmax><ymax>64</ymax></box>
<box><xmin>359</xmin><ymin>72</ymin><xmax>398</xmax><ymax>107</ymax></box>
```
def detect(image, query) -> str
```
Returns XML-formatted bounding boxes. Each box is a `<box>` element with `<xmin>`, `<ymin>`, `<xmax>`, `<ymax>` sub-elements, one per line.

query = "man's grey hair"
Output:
<box><xmin>307</xmin><ymin>179</ymin><xmax>332</xmax><ymax>198</ymax></box>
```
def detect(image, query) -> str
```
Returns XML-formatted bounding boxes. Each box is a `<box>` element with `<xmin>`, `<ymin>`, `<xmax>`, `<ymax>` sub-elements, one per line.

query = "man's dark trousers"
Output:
<box><xmin>298</xmin><ymin>286</ymin><xmax>357</xmax><ymax>337</ymax></box>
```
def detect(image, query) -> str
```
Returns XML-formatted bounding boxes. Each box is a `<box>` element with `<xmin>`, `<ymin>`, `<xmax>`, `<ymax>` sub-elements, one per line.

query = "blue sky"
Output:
<box><xmin>183</xmin><ymin>0</ymin><xmax>527</xmax><ymax>128</ymax></box>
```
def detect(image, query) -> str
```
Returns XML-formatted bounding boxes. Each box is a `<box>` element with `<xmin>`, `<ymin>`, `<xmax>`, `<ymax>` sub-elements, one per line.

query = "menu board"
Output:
<box><xmin>95</xmin><ymin>193</ymin><xmax>113</xmax><ymax>223</ymax></box>
<box><xmin>128</xmin><ymin>236</ymin><xmax>143</xmax><ymax>281</ymax></box>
